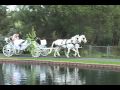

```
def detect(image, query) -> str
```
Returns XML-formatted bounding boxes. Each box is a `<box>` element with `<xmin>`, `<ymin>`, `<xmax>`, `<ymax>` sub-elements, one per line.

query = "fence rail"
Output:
<box><xmin>81</xmin><ymin>45</ymin><xmax>120</xmax><ymax>58</ymax></box>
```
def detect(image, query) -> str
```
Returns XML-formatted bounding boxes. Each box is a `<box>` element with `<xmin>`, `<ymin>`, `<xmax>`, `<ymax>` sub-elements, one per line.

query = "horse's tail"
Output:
<box><xmin>48</xmin><ymin>41</ymin><xmax>55</xmax><ymax>54</ymax></box>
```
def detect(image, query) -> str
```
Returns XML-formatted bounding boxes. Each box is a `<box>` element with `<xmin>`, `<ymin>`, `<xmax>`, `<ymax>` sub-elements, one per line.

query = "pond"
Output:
<box><xmin>0</xmin><ymin>63</ymin><xmax>120</xmax><ymax>85</ymax></box>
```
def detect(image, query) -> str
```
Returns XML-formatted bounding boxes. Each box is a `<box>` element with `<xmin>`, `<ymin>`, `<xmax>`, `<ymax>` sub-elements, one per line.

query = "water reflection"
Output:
<box><xmin>0</xmin><ymin>63</ymin><xmax>120</xmax><ymax>85</ymax></box>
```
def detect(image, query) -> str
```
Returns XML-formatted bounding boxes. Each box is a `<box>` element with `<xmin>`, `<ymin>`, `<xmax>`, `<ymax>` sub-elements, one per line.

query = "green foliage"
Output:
<box><xmin>1</xmin><ymin>5</ymin><xmax>120</xmax><ymax>46</ymax></box>
<box><xmin>0</xmin><ymin>5</ymin><xmax>11</xmax><ymax>35</ymax></box>
<box><xmin>26</xmin><ymin>27</ymin><xmax>36</xmax><ymax>41</ymax></box>
<box><xmin>26</xmin><ymin>27</ymin><xmax>37</xmax><ymax>55</ymax></box>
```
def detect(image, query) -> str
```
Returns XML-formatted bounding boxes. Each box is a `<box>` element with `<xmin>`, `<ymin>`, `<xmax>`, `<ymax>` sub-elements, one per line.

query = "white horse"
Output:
<box><xmin>49</xmin><ymin>35</ymin><xmax>87</xmax><ymax>58</ymax></box>
<box><xmin>48</xmin><ymin>38</ymin><xmax>75</xmax><ymax>57</ymax></box>
<box><xmin>64</xmin><ymin>35</ymin><xmax>87</xmax><ymax>58</ymax></box>
<box><xmin>71</xmin><ymin>35</ymin><xmax>87</xmax><ymax>57</ymax></box>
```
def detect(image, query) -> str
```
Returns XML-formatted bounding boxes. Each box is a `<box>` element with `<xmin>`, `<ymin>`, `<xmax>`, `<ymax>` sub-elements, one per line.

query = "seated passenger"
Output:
<box><xmin>11</xmin><ymin>33</ymin><xmax>25</xmax><ymax>50</ymax></box>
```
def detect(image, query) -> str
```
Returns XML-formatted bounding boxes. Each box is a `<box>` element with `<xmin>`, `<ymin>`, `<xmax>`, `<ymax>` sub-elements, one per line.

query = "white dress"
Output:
<box><xmin>13</xmin><ymin>39</ymin><xmax>25</xmax><ymax>50</ymax></box>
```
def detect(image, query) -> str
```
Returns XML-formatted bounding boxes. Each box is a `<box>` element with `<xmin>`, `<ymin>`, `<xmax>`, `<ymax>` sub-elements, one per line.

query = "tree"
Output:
<box><xmin>2</xmin><ymin>5</ymin><xmax>120</xmax><ymax>46</ymax></box>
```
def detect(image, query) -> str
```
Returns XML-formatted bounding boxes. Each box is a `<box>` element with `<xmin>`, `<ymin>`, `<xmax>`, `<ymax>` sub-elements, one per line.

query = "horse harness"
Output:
<box><xmin>60</xmin><ymin>39</ymin><xmax>81</xmax><ymax>47</ymax></box>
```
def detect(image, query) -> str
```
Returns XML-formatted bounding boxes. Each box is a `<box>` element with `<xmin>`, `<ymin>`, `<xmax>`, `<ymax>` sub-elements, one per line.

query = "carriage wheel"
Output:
<box><xmin>2</xmin><ymin>45</ymin><xmax>14</xmax><ymax>57</ymax></box>
<box><xmin>31</xmin><ymin>47</ymin><xmax>40</xmax><ymax>57</ymax></box>
<box><xmin>15</xmin><ymin>49</ymin><xmax>23</xmax><ymax>55</ymax></box>
<box><xmin>40</xmin><ymin>48</ymin><xmax>49</xmax><ymax>56</ymax></box>
<box><xmin>40</xmin><ymin>49</ymin><xmax>49</xmax><ymax>56</ymax></box>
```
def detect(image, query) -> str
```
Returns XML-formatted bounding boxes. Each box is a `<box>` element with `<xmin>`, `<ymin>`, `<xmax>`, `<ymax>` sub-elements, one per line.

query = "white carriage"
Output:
<box><xmin>31</xmin><ymin>39</ymin><xmax>50</xmax><ymax>57</ymax></box>
<box><xmin>2</xmin><ymin>37</ymin><xmax>50</xmax><ymax>57</ymax></box>
<box><xmin>2</xmin><ymin>37</ymin><xmax>31</xmax><ymax>57</ymax></box>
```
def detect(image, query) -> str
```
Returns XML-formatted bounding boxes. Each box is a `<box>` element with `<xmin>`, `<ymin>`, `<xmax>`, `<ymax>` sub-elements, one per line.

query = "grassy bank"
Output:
<box><xmin>0</xmin><ymin>54</ymin><xmax>120</xmax><ymax>66</ymax></box>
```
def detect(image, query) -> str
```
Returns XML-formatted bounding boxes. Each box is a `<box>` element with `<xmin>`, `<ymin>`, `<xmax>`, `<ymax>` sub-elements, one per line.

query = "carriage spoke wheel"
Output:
<box><xmin>15</xmin><ymin>49</ymin><xmax>23</xmax><ymax>55</ymax></box>
<box><xmin>40</xmin><ymin>48</ymin><xmax>49</xmax><ymax>56</ymax></box>
<box><xmin>39</xmin><ymin>46</ymin><xmax>49</xmax><ymax>56</ymax></box>
<box><xmin>2</xmin><ymin>45</ymin><xmax>14</xmax><ymax>57</ymax></box>
<box><xmin>31</xmin><ymin>47</ymin><xmax>40</xmax><ymax>57</ymax></box>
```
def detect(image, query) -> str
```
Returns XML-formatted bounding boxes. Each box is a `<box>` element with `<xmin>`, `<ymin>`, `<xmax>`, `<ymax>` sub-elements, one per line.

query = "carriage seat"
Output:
<box><xmin>40</xmin><ymin>39</ymin><xmax>47</xmax><ymax>46</ymax></box>
<box><xmin>19</xmin><ymin>40</ymin><xmax>26</xmax><ymax>47</ymax></box>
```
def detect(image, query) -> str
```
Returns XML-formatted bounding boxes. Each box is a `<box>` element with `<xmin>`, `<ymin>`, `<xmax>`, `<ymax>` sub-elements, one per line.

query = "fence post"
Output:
<box><xmin>89</xmin><ymin>45</ymin><xmax>92</xmax><ymax>56</ymax></box>
<box><xmin>107</xmin><ymin>45</ymin><xmax>110</xmax><ymax>57</ymax></box>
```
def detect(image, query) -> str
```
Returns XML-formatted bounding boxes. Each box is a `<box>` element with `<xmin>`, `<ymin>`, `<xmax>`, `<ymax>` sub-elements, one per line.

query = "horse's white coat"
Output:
<box><xmin>49</xmin><ymin>35</ymin><xmax>87</xmax><ymax>58</ymax></box>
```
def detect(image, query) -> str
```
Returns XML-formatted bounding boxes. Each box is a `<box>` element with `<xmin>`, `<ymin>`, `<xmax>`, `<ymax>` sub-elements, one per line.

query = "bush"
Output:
<box><xmin>26</xmin><ymin>27</ymin><xmax>38</xmax><ymax>55</ymax></box>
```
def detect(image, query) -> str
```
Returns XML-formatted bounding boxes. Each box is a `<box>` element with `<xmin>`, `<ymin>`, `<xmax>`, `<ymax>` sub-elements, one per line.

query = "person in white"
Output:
<box><xmin>11</xmin><ymin>33</ymin><xmax>25</xmax><ymax>50</ymax></box>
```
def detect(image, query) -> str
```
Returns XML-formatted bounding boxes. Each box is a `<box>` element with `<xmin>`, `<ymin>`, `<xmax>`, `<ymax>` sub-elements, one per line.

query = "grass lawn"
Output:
<box><xmin>0</xmin><ymin>53</ymin><xmax>120</xmax><ymax>66</ymax></box>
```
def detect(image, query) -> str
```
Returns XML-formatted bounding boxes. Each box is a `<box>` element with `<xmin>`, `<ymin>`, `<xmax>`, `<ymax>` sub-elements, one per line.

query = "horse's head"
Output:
<box><xmin>78</xmin><ymin>35</ymin><xmax>87</xmax><ymax>43</ymax></box>
<box><xmin>71</xmin><ymin>35</ymin><xmax>80</xmax><ymax>43</ymax></box>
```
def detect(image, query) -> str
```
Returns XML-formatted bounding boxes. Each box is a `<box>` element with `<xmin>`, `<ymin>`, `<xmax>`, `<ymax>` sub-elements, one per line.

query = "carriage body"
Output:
<box><xmin>31</xmin><ymin>39</ymin><xmax>50</xmax><ymax>57</ymax></box>
<box><xmin>2</xmin><ymin>37</ymin><xmax>31</xmax><ymax>57</ymax></box>
<box><xmin>3</xmin><ymin>37</ymin><xmax>50</xmax><ymax>57</ymax></box>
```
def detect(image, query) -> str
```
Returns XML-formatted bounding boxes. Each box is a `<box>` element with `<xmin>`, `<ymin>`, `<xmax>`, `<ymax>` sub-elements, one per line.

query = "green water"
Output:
<box><xmin>0</xmin><ymin>63</ymin><xmax>120</xmax><ymax>85</ymax></box>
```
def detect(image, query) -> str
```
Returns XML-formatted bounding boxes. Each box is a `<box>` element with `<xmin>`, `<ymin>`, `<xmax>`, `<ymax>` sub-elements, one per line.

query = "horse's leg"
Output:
<box><xmin>56</xmin><ymin>47</ymin><xmax>61</xmax><ymax>56</ymax></box>
<box><xmin>74</xmin><ymin>50</ymin><xmax>77</xmax><ymax>57</ymax></box>
<box><xmin>64</xmin><ymin>49</ymin><xmax>67</xmax><ymax>56</ymax></box>
<box><xmin>76</xmin><ymin>48</ymin><xmax>80</xmax><ymax>57</ymax></box>
<box><xmin>54</xmin><ymin>48</ymin><xmax>57</xmax><ymax>57</ymax></box>
<box><xmin>66</xmin><ymin>48</ymin><xmax>71</xmax><ymax>58</ymax></box>
<box><xmin>72</xmin><ymin>48</ymin><xmax>77</xmax><ymax>57</ymax></box>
